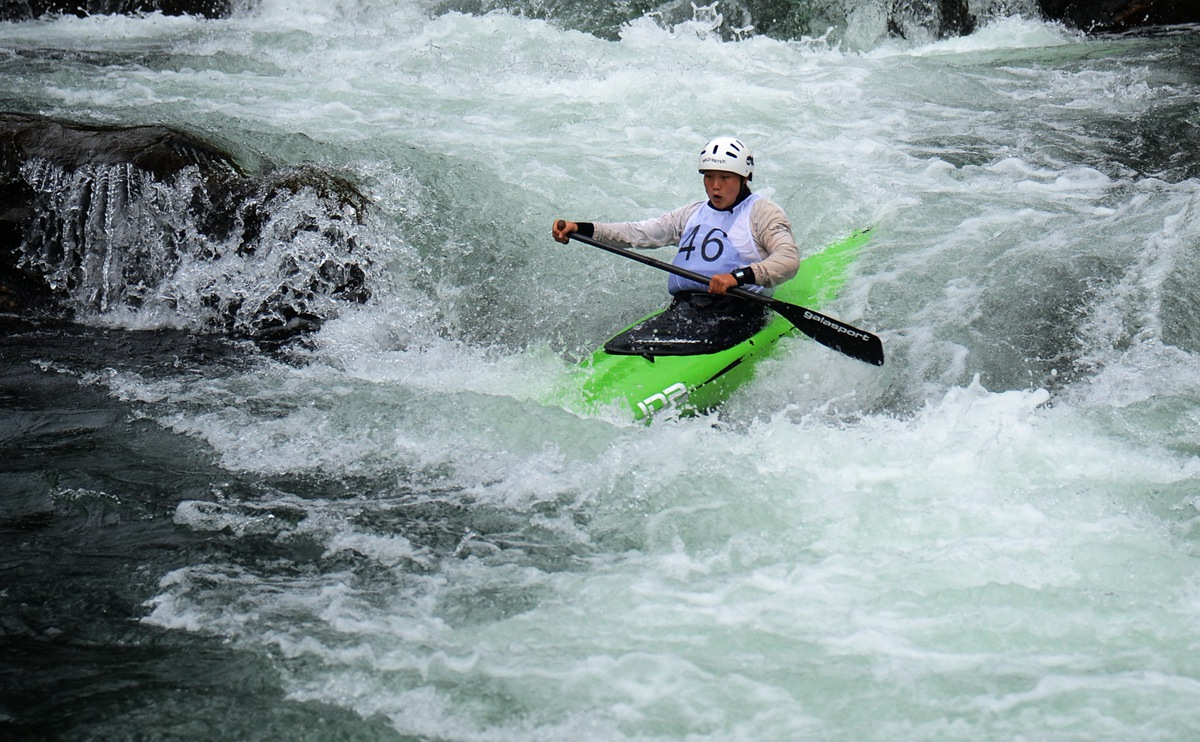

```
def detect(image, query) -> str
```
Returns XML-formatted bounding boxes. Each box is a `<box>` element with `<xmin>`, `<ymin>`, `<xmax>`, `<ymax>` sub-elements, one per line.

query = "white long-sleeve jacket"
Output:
<box><xmin>591</xmin><ymin>197</ymin><xmax>800</xmax><ymax>288</ymax></box>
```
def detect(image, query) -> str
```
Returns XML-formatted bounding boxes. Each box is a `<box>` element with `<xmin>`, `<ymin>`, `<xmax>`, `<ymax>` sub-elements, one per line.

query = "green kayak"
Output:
<box><xmin>561</xmin><ymin>227</ymin><xmax>875</xmax><ymax>421</ymax></box>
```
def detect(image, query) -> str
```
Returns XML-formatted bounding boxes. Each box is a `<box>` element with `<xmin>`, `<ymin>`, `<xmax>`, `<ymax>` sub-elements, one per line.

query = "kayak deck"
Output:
<box><xmin>602</xmin><ymin>292</ymin><xmax>770</xmax><ymax>357</ymax></box>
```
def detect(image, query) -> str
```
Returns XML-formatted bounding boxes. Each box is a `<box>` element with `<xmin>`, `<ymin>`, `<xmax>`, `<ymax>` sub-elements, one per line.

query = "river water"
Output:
<box><xmin>2</xmin><ymin>2</ymin><xmax>1200</xmax><ymax>739</ymax></box>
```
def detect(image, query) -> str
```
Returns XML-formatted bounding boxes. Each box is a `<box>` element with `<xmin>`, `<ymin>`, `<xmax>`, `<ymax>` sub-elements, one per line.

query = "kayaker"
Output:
<box><xmin>551</xmin><ymin>136</ymin><xmax>800</xmax><ymax>296</ymax></box>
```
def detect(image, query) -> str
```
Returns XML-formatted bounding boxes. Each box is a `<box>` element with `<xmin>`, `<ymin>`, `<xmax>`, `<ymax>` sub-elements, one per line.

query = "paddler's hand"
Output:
<box><xmin>552</xmin><ymin>219</ymin><xmax>578</xmax><ymax>244</ymax></box>
<box><xmin>708</xmin><ymin>273</ymin><xmax>738</xmax><ymax>295</ymax></box>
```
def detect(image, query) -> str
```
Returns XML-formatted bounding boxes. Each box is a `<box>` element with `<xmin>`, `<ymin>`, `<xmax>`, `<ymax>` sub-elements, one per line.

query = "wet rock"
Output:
<box><xmin>0</xmin><ymin>113</ymin><xmax>372</xmax><ymax>340</ymax></box>
<box><xmin>887</xmin><ymin>0</ymin><xmax>1197</xmax><ymax>39</ymax></box>
<box><xmin>1038</xmin><ymin>0</ymin><xmax>1196</xmax><ymax>33</ymax></box>
<box><xmin>0</xmin><ymin>1</ymin><xmax>232</xmax><ymax>22</ymax></box>
<box><xmin>888</xmin><ymin>0</ymin><xmax>976</xmax><ymax>40</ymax></box>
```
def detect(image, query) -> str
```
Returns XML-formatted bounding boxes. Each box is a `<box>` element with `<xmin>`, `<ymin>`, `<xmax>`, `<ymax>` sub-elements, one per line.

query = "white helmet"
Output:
<box><xmin>698</xmin><ymin>137</ymin><xmax>754</xmax><ymax>181</ymax></box>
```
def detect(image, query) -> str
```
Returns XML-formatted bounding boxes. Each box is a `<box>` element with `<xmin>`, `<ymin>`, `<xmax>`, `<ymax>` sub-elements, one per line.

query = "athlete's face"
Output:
<box><xmin>703</xmin><ymin>170</ymin><xmax>744</xmax><ymax>210</ymax></box>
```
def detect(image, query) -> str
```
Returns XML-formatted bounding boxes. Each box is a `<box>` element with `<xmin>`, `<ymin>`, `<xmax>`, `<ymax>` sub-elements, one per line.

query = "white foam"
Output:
<box><xmin>13</xmin><ymin>5</ymin><xmax>1199</xmax><ymax>738</ymax></box>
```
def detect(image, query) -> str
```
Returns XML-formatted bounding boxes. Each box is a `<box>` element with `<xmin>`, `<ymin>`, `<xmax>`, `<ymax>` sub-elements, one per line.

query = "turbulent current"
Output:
<box><xmin>2</xmin><ymin>1</ymin><xmax>1200</xmax><ymax>739</ymax></box>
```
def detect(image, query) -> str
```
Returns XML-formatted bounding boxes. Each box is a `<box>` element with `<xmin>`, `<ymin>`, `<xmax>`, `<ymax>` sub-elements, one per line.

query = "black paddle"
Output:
<box><xmin>561</xmin><ymin>223</ymin><xmax>884</xmax><ymax>366</ymax></box>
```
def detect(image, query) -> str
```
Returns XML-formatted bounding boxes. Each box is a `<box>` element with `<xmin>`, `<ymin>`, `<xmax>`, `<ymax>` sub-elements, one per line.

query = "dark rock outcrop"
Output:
<box><xmin>886</xmin><ymin>0</ymin><xmax>1197</xmax><ymax>40</ymax></box>
<box><xmin>1038</xmin><ymin>0</ymin><xmax>1195</xmax><ymax>33</ymax></box>
<box><xmin>0</xmin><ymin>1</ymin><xmax>232</xmax><ymax>22</ymax></box>
<box><xmin>0</xmin><ymin>113</ymin><xmax>371</xmax><ymax>340</ymax></box>
<box><xmin>888</xmin><ymin>0</ymin><xmax>976</xmax><ymax>40</ymax></box>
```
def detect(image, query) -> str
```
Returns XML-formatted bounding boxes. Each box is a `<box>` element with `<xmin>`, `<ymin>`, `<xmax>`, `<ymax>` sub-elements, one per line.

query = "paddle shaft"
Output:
<box><xmin>562</xmin><ymin>224</ymin><xmax>884</xmax><ymax>366</ymax></box>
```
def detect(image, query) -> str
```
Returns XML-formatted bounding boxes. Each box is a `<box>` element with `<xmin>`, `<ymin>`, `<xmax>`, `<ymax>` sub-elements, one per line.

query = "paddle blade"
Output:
<box><xmin>767</xmin><ymin>299</ymin><xmax>885</xmax><ymax>366</ymax></box>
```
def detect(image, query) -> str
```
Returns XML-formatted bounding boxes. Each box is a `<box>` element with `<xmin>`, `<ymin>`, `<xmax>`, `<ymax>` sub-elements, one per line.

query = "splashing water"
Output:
<box><xmin>2</xmin><ymin>2</ymin><xmax>1200</xmax><ymax>740</ymax></box>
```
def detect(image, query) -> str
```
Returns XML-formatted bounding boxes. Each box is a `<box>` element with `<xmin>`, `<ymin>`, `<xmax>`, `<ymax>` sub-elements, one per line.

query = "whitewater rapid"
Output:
<box><xmin>2</xmin><ymin>2</ymin><xmax>1199</xmax><ymax>739</ymax></box>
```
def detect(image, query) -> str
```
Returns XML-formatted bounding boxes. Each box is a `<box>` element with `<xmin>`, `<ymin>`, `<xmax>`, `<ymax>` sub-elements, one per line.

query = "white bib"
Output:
<box><xmin>668</xmin><ymin>194</ymin><xmax>764</xmax><ymax>295</ymax></box>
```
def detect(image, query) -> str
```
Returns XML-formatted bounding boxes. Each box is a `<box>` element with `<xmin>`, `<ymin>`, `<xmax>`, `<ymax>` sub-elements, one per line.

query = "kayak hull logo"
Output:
<box><xmin>637</xmin><ymin>382</ymin><xmax>688</xmax><ymax>417</ymax></box>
